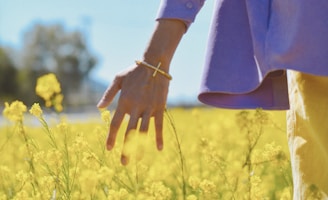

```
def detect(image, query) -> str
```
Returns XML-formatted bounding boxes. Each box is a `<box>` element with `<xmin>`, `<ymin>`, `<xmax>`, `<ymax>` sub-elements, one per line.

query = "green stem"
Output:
<box><xmin>165</xmin><ymin>109</ymin><xmax>186</xmax><ymax>200</ymax></box>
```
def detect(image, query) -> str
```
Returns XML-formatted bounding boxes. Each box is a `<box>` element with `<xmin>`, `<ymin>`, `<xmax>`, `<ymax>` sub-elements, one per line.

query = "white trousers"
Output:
<box><xmin>287</xmin><ymin>71</ymin><xmax>328</xmax><ymax>200</ymax></box>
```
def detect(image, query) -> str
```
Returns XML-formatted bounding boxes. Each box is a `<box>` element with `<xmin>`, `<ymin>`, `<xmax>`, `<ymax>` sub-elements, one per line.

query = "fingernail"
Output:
<box><xmin>121</xmin><ymin>156</ymin><xmax>129</xmax><ymax>165</ymax></box>
<box><xmin>157</xmin><ymin>144</ymin><xmax>163</xmax><ymax>151</ymax></box>
<box><xmin>106</xmin><ymin>144</ymin><xmax>112</xmax><ymax>150</ymax></box>
<box><xmin>97</xmin><ymin>100</ymin><xmax>104</xmax><ymax>108</ymax></box>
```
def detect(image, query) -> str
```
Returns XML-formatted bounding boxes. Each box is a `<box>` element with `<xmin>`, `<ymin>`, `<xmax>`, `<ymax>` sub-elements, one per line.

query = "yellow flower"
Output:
<box><xmin>57</xmin><ymin>121</ymin><xmax>69</xmax><ymax>133</ymax></box>
<box><xmin>12</xmin><ymin>190</ymin><xmax>32</xmax><ymax>200</ymax></box>
<box><xmin>78</xmin><ymin>169</ymin><xmax>99</xmax><ymax>196</ymax></box>
<box><xmin>53</xmin><ymin>94</ymin><xmax>64</xmax><ymax>112</ymax></box>
<box><xmin>107</xmin><ymin>189</ymin><xmax>132</xmax><ymax>200</ymax></box>
<box><xmin>45</xmin><ymin>149</ymin><xmax>63</xmax><ymax>169</ymax></box>
<box><xmin>15</xmin><ymin>170</ymin><xmax>29</xmax><ymax>183</ymax></box>
<box><xmin>249</xmin><ymin>175</ymin><xmax>264</xmax><ymax>199</ymax></box>
<box><xmin>39</xmin><ymin>175</ymin><xmax>56</xmax><ymax>191</ymax></box>
<box><xmin>147</xmin><ymin>181</ymin><xmax>172</xmax><ymax>200</ymax></box>
<box><xmin>33</xmin><ymin>151</ymin><xmax>45</xmax><ymax>163</ymax></box>
<box><xmin>0</xmin><ymin>165</ymin><xmax>10</xmax><ymax>174</ymax></box>
<box><xmin>262</xmin><ymin>142</ymin><xmax>283</xmax><ymax>161</ymax></box>
<box><xmin>2</xmin><ymin>101</ymin><xmax>27</xmax><ymax>122</ymax></box>
<box><xmin>187</xmin><ymin>195</ymin><xmax>198</xmax><ymax>200</ymax></box>
<box><xmin>29</xmin><ymin>103</ymin><xmax>43</xmax><ymax>118</ymax></box>
<box><xmin>45</xmin><ymin>100</ymin><xmax>52</xmax><ymax>107</ymax></box>
<box><xmin>35</xmin><ymin>73</ymin><xmax>64</xmax><ymax>112</ymax></box>
<box><xmin>188</xmin><ymin>176</ymin><xmax>201</xmax><ymax>190</ymax></box>
<box><xmin>97</xmin><ymin>166</ymin><xmax>114</xmax><ymax>184</ymax></box>
<box><xmin>199</xmin><ymin>179</ymin><xmax>216</xmax><ymax>194</ymax></box>
<box><xmin>82</xmin><ymin>152</ymin><xmax>100</xmax><ymax>169</ymax></box>
<box><xmin>35</xmin><ymin>73</ymin><xmax>61</xmax><ymax>101</ymax></box>
<box><xmin>72</xmin><ymin>133</ymin><xmax>89</xmax><ymax>152</ymax></box>
<box><xmin>101</xmin><ymin>110</ymin><xmax>111</xmax><ymax>124</ymax></box>
<box><xmin>118</xmin><ymin>188</ymin><xmax>129</xmax><ymax>199</ymax></box>
<box><xmin>107</xmin><ymin>190</ymin><xmax>117</xmax><ymax>200</ymax></box>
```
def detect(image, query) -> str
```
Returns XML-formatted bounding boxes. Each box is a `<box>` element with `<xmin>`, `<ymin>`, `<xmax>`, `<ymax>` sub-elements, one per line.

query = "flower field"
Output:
<box><xmin>0</xmin><ymin>74</ymin><xmax>293</xmax><ymax>200</ymax></box>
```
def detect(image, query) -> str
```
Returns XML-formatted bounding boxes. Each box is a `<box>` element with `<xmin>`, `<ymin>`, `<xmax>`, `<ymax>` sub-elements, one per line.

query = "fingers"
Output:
<box><xmin>121</xmin><ymin>112</ymin><xmax>140</xmax><ymax>165</ymax></box>
<box><xmin>106</xmin><ymin>108</ymin><xmax>125</xmax><ymax>150</ymax></box>
<box><xmin>97</xmin><ymin>75</ymin><xmax>122</xmax><ymax>108</ymax></box>
<box><xmin>99</xmin><ymin>67</ymin><xmax>168</xmax><ymax>166</ymax></box>
<box><xmin>110</xmin><ymin>109</ymin><xmax>164</xmax><ymax>165</ymax></box>
<box><xmin>125</xmin><ymin>112</ymin><xmax>140</xmax><ymax>133</ymax></box>
<box><xmin>154</xmin><ymin>111</ymin><xmax>164</xmax><ymax>151</ymax></box>
<box><xmin>139</xmin><ymin>112</ymin><xmax>152</xmax><ymax>133</ymax></box>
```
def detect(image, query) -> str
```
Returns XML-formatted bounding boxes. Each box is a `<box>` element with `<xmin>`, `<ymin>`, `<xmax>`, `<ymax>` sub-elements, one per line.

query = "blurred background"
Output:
<box><xmin>0</xmin><ymin>0</ymin><xmax>214</xmax><ymax>111</ymax></box>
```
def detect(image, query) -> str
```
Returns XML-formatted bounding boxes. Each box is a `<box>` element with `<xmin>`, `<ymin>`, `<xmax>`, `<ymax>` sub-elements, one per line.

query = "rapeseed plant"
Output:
<box><xmin>35</xmin><ymin>73</ymin><xmax>63</xmax><ymax>112</ymax></box>
<box><xmin>29</xmin><ymin>103</ymin><xmax>43</xmax><ymax>118</ymax></box>
<box><xmin>0</xmin><ymin>74</ymin><xmax>295</xmax><ymax>199</ymax></box>
<box><xmin>2</xmin><ymin>100</ymin><xmax>27</xmax><ymax>122</ymax></box>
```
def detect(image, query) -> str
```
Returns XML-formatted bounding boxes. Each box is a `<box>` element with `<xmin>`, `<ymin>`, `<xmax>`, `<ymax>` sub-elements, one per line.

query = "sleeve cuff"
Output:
<box><xmin>156</xmin><ymin>0</ymin><xmax>205</xmax><ymax>29</ymax></box>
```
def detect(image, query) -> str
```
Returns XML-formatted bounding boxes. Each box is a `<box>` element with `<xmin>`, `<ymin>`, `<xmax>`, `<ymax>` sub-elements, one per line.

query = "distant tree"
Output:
<box><xmin>0</xmin><ymin>47</ymin><xmax>18</xmax><ymax>102</ymax></box>
<box><xmin>20</xmin><ymin>23</ymin><xmax>97</xmax><ymax>105</ymax></box>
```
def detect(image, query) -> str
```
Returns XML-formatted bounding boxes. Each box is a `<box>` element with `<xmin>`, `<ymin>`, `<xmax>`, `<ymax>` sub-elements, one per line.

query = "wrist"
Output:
<box><xmin>142</xmin><ymin>53</ymin><xmax>170</xmax><ymax>73</ymax></box>
<box><xmin>142</xmin><ymin>19</ymin><xmax>185</xmax><ymax>73</ymax></box>
<box><xmin>135</xmin><ymin>60</ymin><xmax>172</xmax><ymax>80</ymax></box>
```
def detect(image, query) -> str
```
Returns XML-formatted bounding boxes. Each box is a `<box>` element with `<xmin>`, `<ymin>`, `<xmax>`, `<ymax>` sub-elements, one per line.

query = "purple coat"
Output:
<box><xmin>157</xmin><ymin>0</ymin><xmax>328</xmax><ymax>110</ymax></box>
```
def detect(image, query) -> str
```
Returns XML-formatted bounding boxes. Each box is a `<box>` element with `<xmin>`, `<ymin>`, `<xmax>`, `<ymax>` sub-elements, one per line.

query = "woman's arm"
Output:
<box><xmin>97</xmin><ymin>19</ymin><xmax>186</xmax><ymax>165</ymax></box>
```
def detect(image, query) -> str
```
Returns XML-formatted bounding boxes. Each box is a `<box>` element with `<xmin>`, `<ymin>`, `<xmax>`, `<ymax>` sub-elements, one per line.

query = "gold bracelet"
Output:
<box><xmin>135</xmin><ymin>60</ymin><xmax>172</xmax><ymax>80</ymax></box>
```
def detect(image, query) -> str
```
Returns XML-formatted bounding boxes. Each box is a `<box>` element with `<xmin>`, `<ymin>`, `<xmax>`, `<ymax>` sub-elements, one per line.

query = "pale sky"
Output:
<box><xmin>0</xmin><ymin>0</ymin><xmax>214</xmax><ymax>104</ymax></box>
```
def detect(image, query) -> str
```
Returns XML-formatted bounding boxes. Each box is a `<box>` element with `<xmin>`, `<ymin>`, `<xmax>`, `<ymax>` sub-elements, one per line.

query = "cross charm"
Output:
<box><xmin>152</xmin><ymin>62</ymin><xmax>162</xmax><ymax>77</ymax></box>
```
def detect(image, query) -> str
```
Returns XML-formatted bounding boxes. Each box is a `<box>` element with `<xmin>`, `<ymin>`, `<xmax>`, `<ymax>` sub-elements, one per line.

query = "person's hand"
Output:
<box><xmin>97</xmin><ymin>63</ymin><xmax>170</xmax><ymax>165</ymax></box>
<box><xmin>97</xmin><ymin>19</ymin><xmax>185</xmax><ymax>165</ymax></box>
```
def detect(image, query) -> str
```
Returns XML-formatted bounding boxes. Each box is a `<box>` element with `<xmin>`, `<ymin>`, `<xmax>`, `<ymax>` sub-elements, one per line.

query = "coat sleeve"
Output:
<box><xmin>156</xmin><ymin>0</ymin><xmax>206</xmax><ymax>28</ymax></box>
